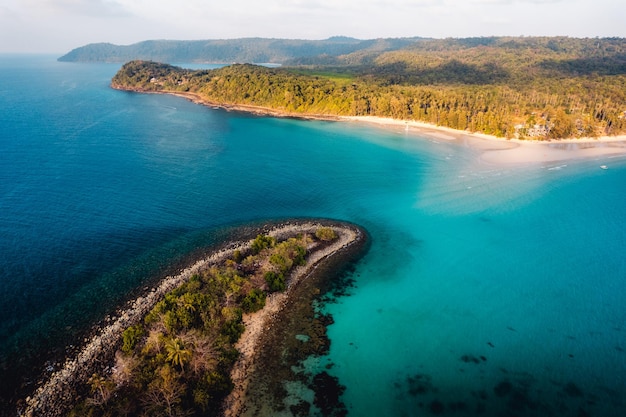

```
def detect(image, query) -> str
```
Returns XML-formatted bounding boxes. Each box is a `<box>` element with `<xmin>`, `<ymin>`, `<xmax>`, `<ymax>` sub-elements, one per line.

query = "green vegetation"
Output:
<box><xmin>68</xmin><ymin>229</ymin><xmax>340</xmax><ymax>417</ymax></box>
<box><xmin>250</xmin><ymin>233</ymin><xmax>276</xmax><ymax>254</ymax></box>
<box><xmin>121</xmin><ymin>325</ymin><xmax>144</xmax><ymax>354</ymax></box>
<box><xmin>112</xmin><ymin>37</ymin><xmax>626</xmax><ymax>139</ymax></box>
<box><xmin>58</xmin><ymin>37</ymin><xmax>416</xmax><ymax>63</ymax></box>
<box><xmin>315</xmin><ymin>227</ymin><xmax>338</xmax><ymax>241</ymax></box>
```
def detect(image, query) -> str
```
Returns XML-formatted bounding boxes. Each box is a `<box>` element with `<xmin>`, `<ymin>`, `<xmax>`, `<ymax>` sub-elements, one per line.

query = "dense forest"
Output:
<box><xmin>111</xmin><ymin>37</ymin><xmax>626</xmax><ymax>139</ymax></box>
<box><xmin>58</xmin><ymin>37</ymin><xmax>419</xmax><ymax>64</ymax></box>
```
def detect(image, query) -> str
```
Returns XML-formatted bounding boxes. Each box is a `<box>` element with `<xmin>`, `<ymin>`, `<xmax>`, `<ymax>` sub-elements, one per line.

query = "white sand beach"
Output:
<box><xmin>341</xmin><ymin>115</ymin><xmax>626</xmax><ymax>166</ymax></box>
<box><xmin>119</xmin><ymin>88</ymin><xmax>626</xmax><ymax>167</ymax></box>
<box><xmin>479</xmin><ymin>140</ymin><xmax>626</xmax><ymax>165</ymax></box>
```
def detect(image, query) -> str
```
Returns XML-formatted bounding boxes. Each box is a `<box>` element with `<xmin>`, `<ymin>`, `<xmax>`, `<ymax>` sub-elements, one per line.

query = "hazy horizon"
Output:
<box><xmin>1</xmin><ymin>0</ymin><xmax>624</xmax><ymax>54</ymax></box>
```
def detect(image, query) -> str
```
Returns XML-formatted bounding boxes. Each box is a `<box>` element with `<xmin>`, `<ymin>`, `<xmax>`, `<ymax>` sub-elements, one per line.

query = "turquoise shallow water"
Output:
<box><xmin>1</xmin><ymin>55</ymin><xmax>625</xmax><ymax>416</ymax></box>
<box><xmin>322</xmin><ymin>160</ymin><xmax>626</xmax><ymax>416</ymax></box>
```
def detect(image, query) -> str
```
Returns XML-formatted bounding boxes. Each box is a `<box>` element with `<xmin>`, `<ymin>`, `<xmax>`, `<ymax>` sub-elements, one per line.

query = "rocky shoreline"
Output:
<box><xmin>110</xmin><ymin>84</ymin><xmax>342</xmax><ymax>123</ymax></box>
<box><xmin>223</xmin><ymin>222</ymin><xmax>367</xmax><ymax>417</ymax></box>
<box><xmin>18</xmin><ymin>219</ymin><xmax>366</xmax><ymax>417</ymax></box>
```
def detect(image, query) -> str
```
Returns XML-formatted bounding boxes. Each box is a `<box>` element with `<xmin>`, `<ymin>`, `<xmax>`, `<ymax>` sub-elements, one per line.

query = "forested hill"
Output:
<box><xmin>111</xmin><ymin>37</ymin><xmax>626</xmax><ymax>140</ymax></box>
<box><xmin>58</xmin><ymin>37</ymin><xmax>421</xmax><ymax>63</ymax></box>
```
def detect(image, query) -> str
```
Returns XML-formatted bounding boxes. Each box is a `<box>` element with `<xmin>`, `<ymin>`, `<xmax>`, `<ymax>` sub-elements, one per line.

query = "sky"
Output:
<box><xmin>0</xmin><ymin>0</ymin><xmax>624</xmax><ymax>53</ymax></box>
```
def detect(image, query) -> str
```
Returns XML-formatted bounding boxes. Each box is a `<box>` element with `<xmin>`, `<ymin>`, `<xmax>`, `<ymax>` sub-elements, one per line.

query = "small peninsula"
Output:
<box><xmin>20</xmin><ymin>220</ymin><xmax>368</xmax><ymax>417</ymax></box>
<box><xmin>110</xmin><ymin>36</ymin><xmax>626</xmax><ymax>140</ymax></box>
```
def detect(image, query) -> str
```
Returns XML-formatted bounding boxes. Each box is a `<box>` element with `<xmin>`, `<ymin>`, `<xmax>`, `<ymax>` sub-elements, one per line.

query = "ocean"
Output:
<box><xmin>1</xmin><ymin>55</ymin><xmax>625</xmax><ymax>416</ymax></box>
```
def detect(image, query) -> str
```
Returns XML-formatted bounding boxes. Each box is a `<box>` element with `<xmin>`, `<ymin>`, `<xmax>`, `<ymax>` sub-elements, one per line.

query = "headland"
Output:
<box><xmin>19</xmin><ymin>220</ymin><xmax>367</xmax><ymax>417</ymax></box>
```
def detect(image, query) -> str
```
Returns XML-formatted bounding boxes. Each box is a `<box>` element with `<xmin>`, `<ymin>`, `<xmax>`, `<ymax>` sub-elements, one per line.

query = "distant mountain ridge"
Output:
<box><xmin>57</xmin><ymin>37</ymin><xmax>424</xmax><ymax>64</ymax></box>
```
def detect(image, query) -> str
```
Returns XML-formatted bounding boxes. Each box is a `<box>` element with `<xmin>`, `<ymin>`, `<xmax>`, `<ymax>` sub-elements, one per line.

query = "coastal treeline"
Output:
<box><xmin>111</xmin><ymin>37</ymin><xmax>626</xmax><ymax>140</ymax></box>
<box><xmin>67</xmin><ymin>228</ymin><xmax>338</xmax><ymax>417</ymax></box>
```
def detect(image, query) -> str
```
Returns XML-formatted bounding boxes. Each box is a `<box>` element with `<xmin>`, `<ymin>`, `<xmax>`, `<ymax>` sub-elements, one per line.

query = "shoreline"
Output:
<box><xmin>111</xmin><ymin>85</ymin><xmax>342</xmax><ymax>122</ymax></box>
<box><xmin>339</xmin><ymin>115</ymin><xmax>626</xmax><ymax>166</ymax></box>
<box><xmin>19</xmin><ymin>219</ymin><xmax>365</xmax><ymax>417</ymax></box>
<box><xmin>113</xmin><ymin>85</ymin><xmax>626</xmax><ymax>167</ymax></box>
<box><xmin>223</xmin><ymin>223</ymin><xmax>365</xmax><ymax>417</ymax></box>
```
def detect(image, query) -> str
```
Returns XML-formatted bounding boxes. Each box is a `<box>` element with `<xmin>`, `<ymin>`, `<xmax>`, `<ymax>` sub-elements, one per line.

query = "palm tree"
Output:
<box><xmin>165</xmin><ymin>337</ymin><xmax>192</xmax><ymax>373</ymax></box>
<box><xmin>87</xmin><ymin>373</ymin><xmax>114</xmax><ymax>406</ymax></box>
<box><xmin>177</xmin><ymin>293</ymin><xmax>196</xmax><ymax>314</ymax></box>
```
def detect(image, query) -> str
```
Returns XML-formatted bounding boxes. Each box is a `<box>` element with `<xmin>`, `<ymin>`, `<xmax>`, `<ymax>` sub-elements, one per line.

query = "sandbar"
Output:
<box><xmin>340</xmin><ymin>115</ymin><xmax>626</xmax><ymax>166</ymax></box>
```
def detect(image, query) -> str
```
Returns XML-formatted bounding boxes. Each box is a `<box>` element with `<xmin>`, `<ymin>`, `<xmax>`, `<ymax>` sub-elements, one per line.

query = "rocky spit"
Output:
<box><xmin>19</xmin><ymin>220</ymin><xmax>363</xmax><ymax>417</ymax></box>
<box><xmin>223</xmin><ymin>224</ymin><xmax>362</xmax><ymax>417</ymax></box>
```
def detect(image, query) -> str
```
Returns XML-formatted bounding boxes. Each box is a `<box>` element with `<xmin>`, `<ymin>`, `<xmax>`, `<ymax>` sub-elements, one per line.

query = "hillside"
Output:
<box><xmin>57</xmin><ymin>37</ymin><xmax>422</xmax><ymax>63</ymax></box>
<box><xmin>110</xmin><ymin>37</ymin><xmax>626</xmax><ymax>140</ymax></box>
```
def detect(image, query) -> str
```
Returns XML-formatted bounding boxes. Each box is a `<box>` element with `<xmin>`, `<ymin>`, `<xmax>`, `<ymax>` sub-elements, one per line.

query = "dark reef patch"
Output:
<box><xmin>472</xmin><ymin>389</ymin><xmax>489</xmax><ymax>401</ymax></box>
<box><xmin>460</xmin><ymin>354</ymin><xmax>483</xmax><ymax>364</ymax></box>
<box><xmin>429</xmin><ymin>399</ymin><xmax>445</xmax><ymax>414</ymax></box>
<box><xmin>312</xmin><ymin>372</ymin><xmax>347</xmax><ymax>417</ymax></box>
<box><xmin>507</xmin><ymin>387</ymin><xmax>536</xmax><ymax>412</ymax></box>
<box><xmin>494</xmin><ymin>381</ymin><xmax>513</xmax><ymax>397</ymax></box>
<box><xmin>407</xmin><ymin>374</ymin><xmax>437</xmax><ymax>396</ymax></box>
<box><xmin>392</xmin><ymin>369</ymin><xmax>624</xmax><ymax>417</ymax></box>
<box><xmin>564</xmin><ymin>382</ymin><xmax>584</xmax><ymax>398</ymax></box>
<box><xmin>289</xmin><ymin>401</ymin><xmax>311</xmax><ymax>416</ymax></box>
<box><xmin>448</xmin><ymin>400</ymin><xmax>469</xmax><ymax>412</ymax></box>
<box><xmin>317</xmin><ymin>261</ymin><xmax>358</xmax><ymax>303</ymax></box>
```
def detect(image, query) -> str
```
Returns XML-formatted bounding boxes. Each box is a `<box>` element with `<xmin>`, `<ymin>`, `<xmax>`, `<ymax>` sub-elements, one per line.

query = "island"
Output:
<box><xmin>110</xmin><ymin>36</ymin><xmax>626</xmax><ymax>141</ymax></box>
<box><xmin>20</xmin><ymin>220</ymin><xmax>368</xmax><ymax>417</ymax></box>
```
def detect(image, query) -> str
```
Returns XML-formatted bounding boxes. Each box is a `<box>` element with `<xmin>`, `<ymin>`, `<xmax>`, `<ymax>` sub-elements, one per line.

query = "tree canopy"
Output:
<box><xmin>111</xmin><ymin>37</ymin><xmax>626</xmax><ymax>140</ymax></box>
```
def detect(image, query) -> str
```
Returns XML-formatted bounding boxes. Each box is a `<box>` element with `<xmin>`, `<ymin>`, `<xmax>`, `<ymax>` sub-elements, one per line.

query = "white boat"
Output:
<box><xmin>600</xmin><ymin>165</ymin><xmax>608</xmax><ymax>170</ymax></box>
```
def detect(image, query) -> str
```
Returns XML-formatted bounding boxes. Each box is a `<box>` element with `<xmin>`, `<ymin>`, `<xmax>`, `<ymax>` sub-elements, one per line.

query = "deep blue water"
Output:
<box><xmin>1</xmin><ymin>55</ymin><xmax>625</xmax><ymax>416</ymax></box>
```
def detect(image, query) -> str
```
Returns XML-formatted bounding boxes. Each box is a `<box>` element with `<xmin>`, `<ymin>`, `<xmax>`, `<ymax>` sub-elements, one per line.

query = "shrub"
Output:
<box><xmin>315</xmin><ymin>227</ymin><xmax>337</xmax><ymax>241</ymax></box>
<box><xmin>221</xmin><ymin>319</ymin><xmax>244</xmax><ymax>343</ymax></box>
<box><xmin>269</xmin><ymin>252</ymin><xmax>292</xmax><ymax>274</ymax></box>
<box><xmin>264</xmin><ymin>271</ymin><xmax>286</xmax><ymax>292</ymax></box>
<box><xmin>241</xmin><ymin>288</ymin><xmax>266</xmax><ymax>313</ymax></box>
<box><xmin>122</xmin><ymin>324</ymin><xmax>144</xmax><ymax>354</ymax></box>
<box><xmin>251</xmin><ymin>234</ymin><xmax>276</xmax><ymax>254</ymax></box>
<box><xmin>293</xmin><ymin>244</ymin><xmax>306</xmax><ymax>266</ymax></box>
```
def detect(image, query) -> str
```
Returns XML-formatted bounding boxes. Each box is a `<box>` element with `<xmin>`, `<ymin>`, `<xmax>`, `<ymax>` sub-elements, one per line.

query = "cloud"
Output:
<box><xmin>471</xmin><ymin>0</ymin><xmax>563</xmax><ymax>4</ymax></box>
<box><xmin>36</xmin><ymin>0</ymin><xmax>131</xmax><ymax>17</ymax></box>
<box><xmin>0</xmin><ymin>5</ymin><xmax>18</xmax><ymax>19</ymax></box>
<box><xmin>1</xmin><ymin>0</ymin><xmax>623</xmax><ymax>53</ymax></box>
